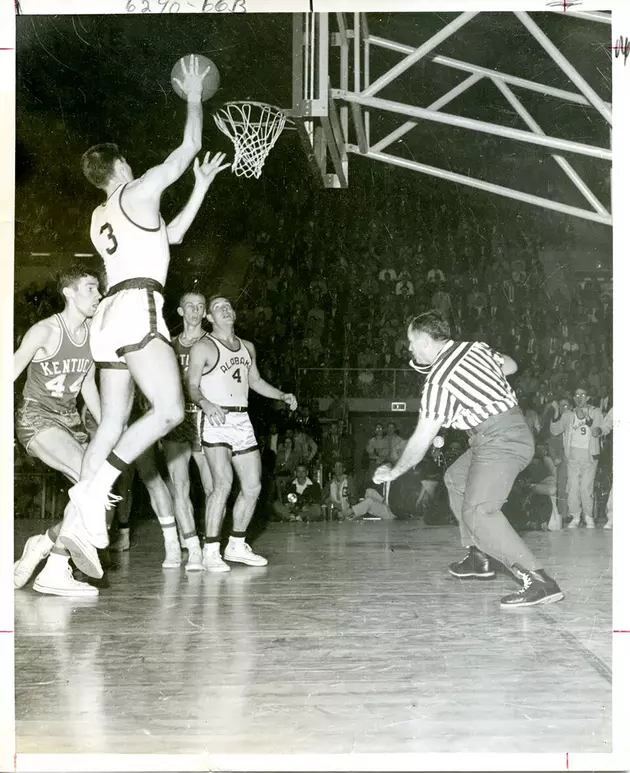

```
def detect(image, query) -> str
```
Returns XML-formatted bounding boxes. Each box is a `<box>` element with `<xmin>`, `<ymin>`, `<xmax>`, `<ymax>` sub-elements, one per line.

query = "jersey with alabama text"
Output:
<box><xmin>199</xmin><ymin>335</ymin><xmax>252</xmax><ymax>408</ymax></box>
<box><xmin>90</xmin><ymin>183</ymin><xmax>171</xmax><ymax>290</ymax></box>
<box><xmin>22</xmin><ymin>315</ymin><xmax>92</xmax><ymax>415</ymax></box>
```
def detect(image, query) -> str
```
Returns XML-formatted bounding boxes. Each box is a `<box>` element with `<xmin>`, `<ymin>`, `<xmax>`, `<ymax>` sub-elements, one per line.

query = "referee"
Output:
<box><xmin>374</xmin><ymin>311</ymin><xmax>563</xmax><ymax>609</ymax></box>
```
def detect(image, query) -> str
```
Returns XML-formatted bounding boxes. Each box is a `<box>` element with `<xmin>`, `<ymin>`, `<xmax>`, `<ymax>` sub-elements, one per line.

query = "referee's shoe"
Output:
<box><xmin>500</xmin><ymin>564</ymin><xmax>564</xmax><ymax>608</ymax></box>
<box><xmin>449</xmin><ymin>545</ymin><xmax>495</xmax><ymax>579</ymax></box>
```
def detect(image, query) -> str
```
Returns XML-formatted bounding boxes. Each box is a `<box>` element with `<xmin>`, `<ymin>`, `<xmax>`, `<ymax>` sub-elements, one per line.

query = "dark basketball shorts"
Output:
<box><xmin>163</xmin><ymin>406</ymin><xmax>203</xmax><ymax>453</ymax></box>
<box><xmin>90</xmin><ymin>279</ymin><xmax>170</xmax><ymax>368</ymax></box>
<box><xmin>16</xmin><ymin>399</ymin><xmax>88</xmax><ymax>453</ymax></box>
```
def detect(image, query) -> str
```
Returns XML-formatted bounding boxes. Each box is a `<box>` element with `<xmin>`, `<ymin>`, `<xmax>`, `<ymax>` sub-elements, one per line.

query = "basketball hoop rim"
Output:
<box><xmin>211</xmin><ymin>100</ymin><xmax>296</xmax><ymax>130</ymax></box>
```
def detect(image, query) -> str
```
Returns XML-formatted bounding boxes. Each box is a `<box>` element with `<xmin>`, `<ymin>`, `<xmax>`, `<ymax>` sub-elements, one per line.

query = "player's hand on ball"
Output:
<box><xmin>282</xmin><ymin>393</ymin><xmax>298</xmax><ymax>411</ymax></box>
<box><xmin>203</xmin><ymin>402</ymin><xmax>226</xmax><ymax>426</ymax></box>
<box><xmin>194</xmin><ymin>151</ymin><xmax>230</xmax><ymax>186</ymax></box>
<box><xmin>172</xmin><ymin>55</ymin><xmax>211</xmax><ymax>102</ymax></box>
<box><xmin>373</xmin><ymin>464</ymin><xmax>395</xmax><ymax>484</ymax></box>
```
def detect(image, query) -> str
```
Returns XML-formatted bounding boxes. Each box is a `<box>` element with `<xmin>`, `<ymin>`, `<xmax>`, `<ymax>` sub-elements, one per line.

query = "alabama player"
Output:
<box><xmin>187</xmin><ymin>296</ymin><xmax>297</xmax><ymax>572</ymax></box>
<box><xmin>59</xmin><ymin>56</ymin><xmax>228</xmax><ymax>576</ymax></box>
<box><xmin>13</xmin><ymin>266</ymin><xmax>102</xmax><ymax>596</ymax></box>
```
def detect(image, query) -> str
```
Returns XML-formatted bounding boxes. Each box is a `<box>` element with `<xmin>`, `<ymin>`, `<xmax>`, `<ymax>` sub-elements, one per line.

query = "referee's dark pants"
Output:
<box><xmin>444</xmin><ymin>407</ymin><xmax>538</xmax><ymax>571</ymax></box>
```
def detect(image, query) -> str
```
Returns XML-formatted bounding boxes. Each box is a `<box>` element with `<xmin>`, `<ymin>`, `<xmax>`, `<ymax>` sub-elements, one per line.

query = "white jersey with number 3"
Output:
<box><xmin>200</xmin><ymin>336</ymin><xmax>252</xmax><ymax>408</ymax></box>
<box><xmin>90</xmin><ymin>183</ymin><xmax>171</xmax><ymax>290</ymax></box>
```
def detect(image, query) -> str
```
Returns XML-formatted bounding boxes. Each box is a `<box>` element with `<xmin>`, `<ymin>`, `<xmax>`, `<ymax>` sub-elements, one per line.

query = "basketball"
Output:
<box><xmin>170</xmin><ymin>54</ymin><xmax>220</xmax><ymax>102</ymax></box>
<box><xmin>433</xmin><ymin>436</ymin><xmax>445</xmax><ymax>448</ymax></box>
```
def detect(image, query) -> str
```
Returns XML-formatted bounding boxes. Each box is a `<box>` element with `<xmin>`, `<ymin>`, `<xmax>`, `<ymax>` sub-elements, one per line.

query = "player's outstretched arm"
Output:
<box><xmin>13</xmin><ymin>321</ymin><xmax>51</xmax><ymax>381</ymax></box>
<box><xmin>81</xmin><ymin>364</ymin><xmax>101</xmax><ymax>425</ymax></box>
<box><xmin>167</xmin><ymin>151</ymin><xmax>229</xmax><ymax>245</ymax></box>
<box><xmin>130</xmin><ymin>56</ymin><xmax>208</xmax><ymax>204</ymax></box>
<box><xmin>244</xmin><ymin>341</ymin><xmax>297</xmax><ymax>411</ymax></box>
<box><xmin>187</xmin><ymin>338</ymin><xmax>226</xmax><ymax>426</ymax></box>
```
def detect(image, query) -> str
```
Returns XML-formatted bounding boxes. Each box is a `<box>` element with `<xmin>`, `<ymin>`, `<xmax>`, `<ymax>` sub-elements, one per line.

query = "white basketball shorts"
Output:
<box><xmin>90</xmin><ymin>279</ymin><xmax>171</xmax><ymax>367</ymax></box>
<box><xmin>200</xmin><ymin>410</ymin><xmax>259</xmax><ymax>456</ymax></box>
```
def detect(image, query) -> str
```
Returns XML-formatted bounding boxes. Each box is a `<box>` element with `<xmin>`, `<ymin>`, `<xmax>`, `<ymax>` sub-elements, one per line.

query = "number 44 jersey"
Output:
<box><xmin>200</xmin><ymin>336</ymin><xmax>252</xmax><ymax>408</ymax></box>
<box><xmin>90</xmin><ymin>183</ymin><xmax>171</xmax><ymax>290</ymax></box>
<box><xmin>22</xmin><ymin>315</ymin><xmax>92</xmax><ymax>414</ymax></box>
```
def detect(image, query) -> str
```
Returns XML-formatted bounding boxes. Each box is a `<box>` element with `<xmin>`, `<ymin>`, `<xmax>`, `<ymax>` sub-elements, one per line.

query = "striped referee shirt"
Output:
<box><xmin>419</xmin><ymin>340</ymin><xmax>518</xmax><ymax>431</ymax></box>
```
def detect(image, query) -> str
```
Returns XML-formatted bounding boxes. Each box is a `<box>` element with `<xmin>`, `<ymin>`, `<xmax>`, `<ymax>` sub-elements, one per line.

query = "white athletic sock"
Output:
<box><xmin>45</xmin><ymin>552</ymin><xmax>70</xmax><ymax>572</ymax></box>
<box><xmin>185</xmin><ymin>536</ymin><xmax>201</xmax><ymax>552</ymax></box>
<box><xmin>162</xmin><ymin>522</ymin><xmax>179</xmax><ymax>541</ymax></box>
<box><xmin>87</xmin><ymin>461</ymin><xmax>122</xmax><ymax>496</ymax></box>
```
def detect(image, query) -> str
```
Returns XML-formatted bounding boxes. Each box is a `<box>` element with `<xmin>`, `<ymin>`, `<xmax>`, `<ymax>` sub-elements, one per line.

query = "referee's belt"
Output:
<box><xmin>220</xmin><ymin>406</ymin><xmax>248</xmax><ymax>413</ymax></box>
<box><xmin>465</xmin><ymin>406</ymin><xmax>521</xmax><ymax>437</ymax></box>
<box><xmin>106</xmin><ymin>277</ymin><xmax>164</xmax><ymax>297</ymax></box>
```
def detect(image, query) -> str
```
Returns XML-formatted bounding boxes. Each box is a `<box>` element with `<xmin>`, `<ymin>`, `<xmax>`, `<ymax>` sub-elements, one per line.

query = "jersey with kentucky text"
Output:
<box><xmin>90</xmin><ymin>183</ymin><xmax>170</xmax><ymax>290</ymax></box>
<box><xmin>172</xmin><ymin>332</ymin><xmax>207</xmax><ymax>410</ymax></box>
<box><xmin>22</xmin><ymin>315</ymin><xmax>92</xmax><ymax>414</ymax></box>
<box><xmin>199</xmin><ymin>335</ymin><xmax>252</xmax><ymax>408</ymax></box>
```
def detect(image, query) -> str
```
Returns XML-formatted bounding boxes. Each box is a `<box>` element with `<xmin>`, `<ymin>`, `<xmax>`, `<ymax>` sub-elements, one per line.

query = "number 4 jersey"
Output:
<box><xmin>22</xmin><ymin>314</ymin><xmax>92</xmax><ymax>414</ymax></box>
<box><xmin>90</xmin><ymin>183</ymin><xmax>170</xmax><ymax>290</ymax></box>
<box><xmin>199</xmin><ymin>335</ymin><xmax>252</xmax><ymax>408</ymax></box>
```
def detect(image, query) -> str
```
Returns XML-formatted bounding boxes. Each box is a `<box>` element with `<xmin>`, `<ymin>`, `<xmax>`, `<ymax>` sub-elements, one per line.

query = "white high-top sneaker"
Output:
<box><xmin>33</xmin><ymin>557</ymin><xmax>98</xmax><ymax>597</ymax></box>
<box><xmin>567</xmin><ymin>519</ymin><xmax>581</xmax><ymax>529</ymax></box>
<box><xmin>584</xmin><ymin>517</ymin><xmax>596</xmax><ymax>530</ymax></box>
<box><xmin>202</xmin><ymin>544</ymin><xmax>230</xmax><ymax>573</ymax></box>
<box><xmin>184</xmin><ymin>537</ymin><xmax>203</xmax><ymax>573</ymax></box>
<box><xmin>162</xmin><ymin>536</ymin><xmax>182</xmax><ymax>569</ymax></box>
<box><xmin>223</xmin><ymin>538</ymin><xmax>268</xmax><ymax>567</ymax></box>
<box><xmin>14</xmin><ymin>533</ymin><xmax>54</xmax><ymax>588</ymax></box>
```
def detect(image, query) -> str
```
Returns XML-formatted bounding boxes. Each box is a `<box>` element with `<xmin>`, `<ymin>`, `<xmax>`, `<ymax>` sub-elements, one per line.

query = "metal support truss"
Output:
<box><xmin>291</xmin><ymin>11</ymin><xmax>611</xmax><ymax>225</ymax></box>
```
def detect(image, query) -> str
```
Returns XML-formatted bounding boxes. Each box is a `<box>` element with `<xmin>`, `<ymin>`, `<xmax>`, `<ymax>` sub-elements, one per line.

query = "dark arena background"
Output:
<box><xmin>13</xmin><ymin>11</ymin><xmax>613</xmax><ymax>758</ymax></box>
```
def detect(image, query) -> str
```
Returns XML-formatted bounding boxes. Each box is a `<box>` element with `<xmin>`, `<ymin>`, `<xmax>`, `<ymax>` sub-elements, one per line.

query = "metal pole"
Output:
<box><xmin>546</xmin><ymin>9</ymin><xmax>611</xmax><ymax>24</ymax></box>
<box><xmin>492</xmin><ymin>78</ymin><xmax>609</xmax><ymax>215</ymax></box>
<box><xmin>362</xmin><ymin>12</ymin><xmax>478</xmax><ymax>98</ymax></box>
<box><xmin>335</xmin><ymin>90</ymin><xmax>612</xmax><ymax>161</ymax></box>
<box><xmin>336</xmin><ymin>12</ymin><xmax>349</xmax><ymax>143</ymax></box>
<box><xmin>515</xmin><ymin>11</ymin><xmax>612</xmax><ymax>126</ymax></box>
<box><xmin>371</xmin><ymin>73</ymin><xmax>482</xmax><ymax>153</ymax></box>
<box><xmin>367</xmin><ymin>38</ymin><xmax>610</xmax><ymax>110</ymax></box>
<box><xmin>292</xmin><ymin>14</ymin><xmax>304</xmax><ymax>111</ymax></box>
<box><xmin>318</xmin><ymin>13</ymin><xmax>329</xmax><ymax>103</ymax></box>
<box><xmin>349</xmin><ymin>148</ymin><xmax>612</xmax><ymax>226</ymax></box>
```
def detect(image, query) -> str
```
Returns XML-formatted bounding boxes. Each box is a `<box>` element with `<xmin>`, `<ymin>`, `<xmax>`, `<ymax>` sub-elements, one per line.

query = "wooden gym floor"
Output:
<box><xmin>14</xmin><ymin>517</ymin><xmax>611</xmax><ymax>755</ymax></box>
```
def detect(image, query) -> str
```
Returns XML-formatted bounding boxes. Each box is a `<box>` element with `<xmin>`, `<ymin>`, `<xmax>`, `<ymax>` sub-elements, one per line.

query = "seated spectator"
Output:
<box><xmin>274</xmin><ymin>436</ymin><xmax>300</xmax><ymax>501</ymax></box>
<box><xmin>325</xmin><ymin>462</ymin><xmax>395</xmax><ymax>521</ymax></box>
<box><xmin>273</xmin><ymin>464</ymin><xmax>323</xmax><ymax>522</ymax></box>
<box><xmin>523</xmin><ymin>441</ymin><xmax>560</xmax><ymax>529</ymax></box>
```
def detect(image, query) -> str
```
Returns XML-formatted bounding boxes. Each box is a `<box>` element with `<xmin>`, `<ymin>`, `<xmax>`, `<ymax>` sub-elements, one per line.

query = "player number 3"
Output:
<box><xmin>100</xmin><ymin>222</ymin><xmax>119</xmax><ymax>255</ymax></box>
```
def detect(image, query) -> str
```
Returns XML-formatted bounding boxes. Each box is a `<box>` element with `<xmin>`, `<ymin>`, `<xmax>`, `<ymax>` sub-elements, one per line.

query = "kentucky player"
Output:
<box><xmin>13</xmin><ymin>265</ymin><xmax>102</xmax><ymax>596</ymax></box>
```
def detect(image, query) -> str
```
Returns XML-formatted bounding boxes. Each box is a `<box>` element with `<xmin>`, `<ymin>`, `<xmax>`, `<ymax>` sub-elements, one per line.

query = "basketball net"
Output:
<box><xmin>213</xmin><ymin>101</ymin><xmax>287</xmax><ymax>179</ymax></box>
